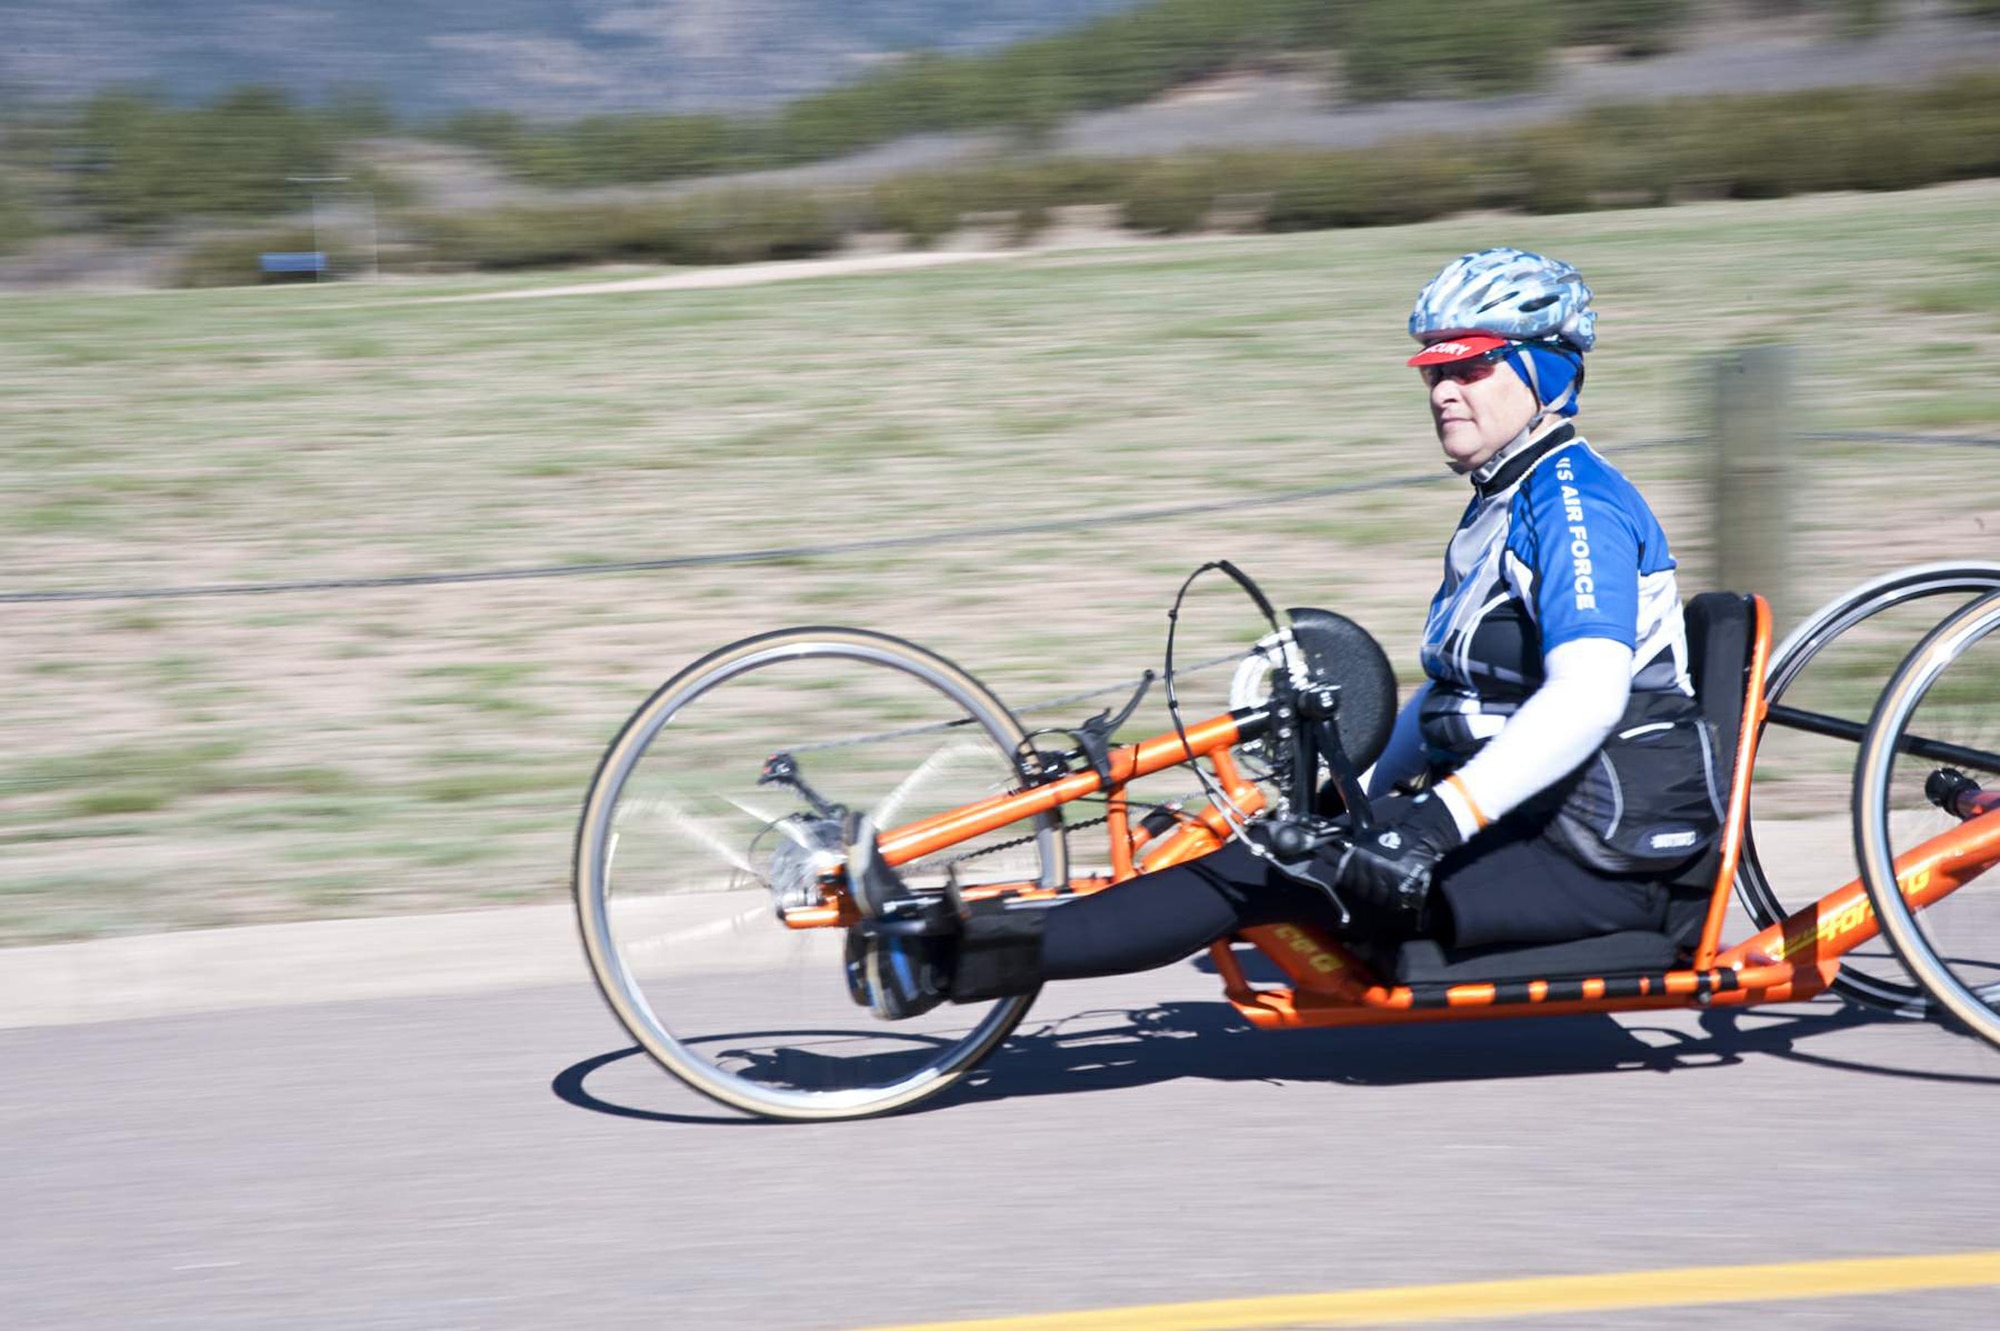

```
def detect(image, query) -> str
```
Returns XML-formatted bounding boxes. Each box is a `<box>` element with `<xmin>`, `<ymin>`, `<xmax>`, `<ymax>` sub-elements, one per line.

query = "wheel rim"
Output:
<box><xmin>574</xmin><ymin>629</ymin><xmax>1066</xmax><ymax>1120</ymax></box>
<box><xmin>1740</xmin><ymin>563</ymin><xmax>2000</xmax><ymax>1013</ymax></box>
<box><xmin>1855</xmin><ymin>593</ymin><xmax>2000</xmax><ymax>1048</ymax></box>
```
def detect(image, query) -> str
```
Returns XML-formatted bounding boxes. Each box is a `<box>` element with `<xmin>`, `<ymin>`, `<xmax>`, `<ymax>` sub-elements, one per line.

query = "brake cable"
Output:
<box><xmin>1162</xmin><ymin>560</ymin><xmax>1355</xmax><ymax>927</ymax></box>
<box><xmin>1164</xmin><ymin>560</ymin><xmax>1280</xmax><ymax>837</ymax></box>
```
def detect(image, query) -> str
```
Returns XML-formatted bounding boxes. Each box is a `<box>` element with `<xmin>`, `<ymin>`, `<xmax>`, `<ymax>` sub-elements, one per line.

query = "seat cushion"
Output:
<box><xmin>1391</xmin><ymin>929</ymin><xmax>1682</xmax><ymax>985</ymax></box>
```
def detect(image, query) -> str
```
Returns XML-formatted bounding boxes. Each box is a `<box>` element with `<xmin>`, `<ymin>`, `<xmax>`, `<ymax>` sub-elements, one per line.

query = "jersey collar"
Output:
<box><xmin>1469</xmin><ymin>422</ymin><xmax>1575</xmax><ymax>499</ymax></box>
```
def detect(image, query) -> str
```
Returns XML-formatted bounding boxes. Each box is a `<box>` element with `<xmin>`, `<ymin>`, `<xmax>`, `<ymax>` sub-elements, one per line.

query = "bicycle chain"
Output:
<box><xmin>939</xmin><ymin>777</ymin><xmax>1237</xmax><ymax>868</ymax></box>
<box><xmin>942</xmin><ymin>813</ymin><xmax>1110</xmax><ymax>866</ymax></box>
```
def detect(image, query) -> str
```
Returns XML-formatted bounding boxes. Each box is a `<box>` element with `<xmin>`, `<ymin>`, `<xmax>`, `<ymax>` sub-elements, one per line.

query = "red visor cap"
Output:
<box><xmin>1406</xmin><ymin>334</ymin><xmax>1512</xmax><ymax>367</ymax></box>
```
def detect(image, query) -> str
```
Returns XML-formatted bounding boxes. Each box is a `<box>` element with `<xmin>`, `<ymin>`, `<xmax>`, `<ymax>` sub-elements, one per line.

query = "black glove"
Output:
<box><xmin>1336</xmin><ymin>791</ymin><xmax>1464</xmax><ymax>929</ymax></box>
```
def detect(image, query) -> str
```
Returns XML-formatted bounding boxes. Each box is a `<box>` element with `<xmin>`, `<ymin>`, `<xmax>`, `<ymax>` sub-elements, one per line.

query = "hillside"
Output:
<box><xmin>378</xmin><ymin>9</ymin><xmax>2000</xmax><ymax>212</ymax></box>
<box><xmin>0</xmin><ymin>0</ymin><xmax>1139</xmax><ymax>116</ymax></box>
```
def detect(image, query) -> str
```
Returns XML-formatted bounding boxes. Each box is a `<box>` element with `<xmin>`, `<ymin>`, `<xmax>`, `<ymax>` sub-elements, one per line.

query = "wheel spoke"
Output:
<box><xmin>874</xmin><ymin>739</ymin><xmax>1007</xmax><ymax>828</ymax></box>
<box><xmin>615</xmin><ymin>790</ymin><xmax>764</xmax><ymax>885</ymax></box>
<box><xmin>1742</xmin><ymin>565</ymin><xmax>2000</xmax><ymax>1014</ymax></box>
<box><xmin>722</xmin><ymin>795</ymin><xmax>818</xmax><ymax>848</ymax></box>
<box><xmin>1854</xmin><ymin>590</ymin><xmax>2000</xmax><ymax>1050</ymax></box>
<box><xmin>575</xmin><ymin>629</ymin><xmax>1063</xmax><ymax>1120</ymax></box>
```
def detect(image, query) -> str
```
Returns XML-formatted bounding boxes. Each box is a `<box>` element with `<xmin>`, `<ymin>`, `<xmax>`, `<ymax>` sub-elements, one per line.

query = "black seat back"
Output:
<box><xmin>1684</xmin><ymin>591</ymin><xmax>1753</xmax><ymax>770</ymax></box>
<box><xmin>1665</xmin><ymin>592</ymin><xmax>1756</xmax><ymax>929</ymax></box>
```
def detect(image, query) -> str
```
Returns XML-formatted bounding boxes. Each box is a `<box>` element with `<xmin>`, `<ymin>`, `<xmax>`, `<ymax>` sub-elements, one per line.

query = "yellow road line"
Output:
<box><xmin>858</xmin><ymin>1250</ymin><xmax>2000</xmax><ymax>1331</ymax></box>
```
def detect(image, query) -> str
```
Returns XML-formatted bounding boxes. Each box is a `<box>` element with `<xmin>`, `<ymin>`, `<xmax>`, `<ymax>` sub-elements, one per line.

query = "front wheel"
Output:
<box><xmin>574</xmin><ymin>627</ymin><xmax>1068</xmax><ymax>1121</ymax></box>
<box><xmin>1854</xmin><ymin>592</ymin><xmax>2000</xmax><ymax>1048</ymax></box>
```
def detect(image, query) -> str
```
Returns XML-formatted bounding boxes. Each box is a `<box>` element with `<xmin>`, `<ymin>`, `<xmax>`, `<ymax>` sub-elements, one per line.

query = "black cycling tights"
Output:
<box><xmin>1036</xmin><ymin>819</ymin><xmax>1671</xmax><ymax>982</ymax></box>
<box><xmin>1039</xmin><ymin>840</ymin><xmax>1344</xmax><ymax>981</ymax></box>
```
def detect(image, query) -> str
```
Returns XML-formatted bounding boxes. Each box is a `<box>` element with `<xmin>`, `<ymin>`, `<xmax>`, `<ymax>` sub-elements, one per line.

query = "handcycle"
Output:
<box><xmin>572</xmin><ymin>560</ymin><xmax>2000</xmax><ymax>1121</ymax></box>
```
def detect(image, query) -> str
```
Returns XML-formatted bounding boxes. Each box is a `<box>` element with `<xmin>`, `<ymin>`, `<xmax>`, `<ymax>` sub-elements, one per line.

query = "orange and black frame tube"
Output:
<box><xmin>1716</xmin><ymin>804</ymin><xmax>2000</xmax><ymax>974</ymax></box>
<box><xmin>879</xmin><ymin>708</ymin><xmax>1264</xmax><ymax>866</ymax></box>
<box><xmin>1695</xmin><ymin>595</ymin><xmax>1772</xmax><ymax>968</ymax></box>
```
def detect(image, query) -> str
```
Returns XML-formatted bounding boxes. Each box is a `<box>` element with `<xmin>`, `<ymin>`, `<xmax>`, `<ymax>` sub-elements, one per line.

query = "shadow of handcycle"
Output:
<box><xmin>553</xmin><ymin>983</ymin><xmax>1997</xmax><ymax>1127</ymax></box>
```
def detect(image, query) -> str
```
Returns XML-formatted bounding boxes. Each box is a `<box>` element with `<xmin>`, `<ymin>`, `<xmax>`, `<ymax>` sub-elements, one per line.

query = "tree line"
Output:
<box><xmin>453</xmin><ymin>0</ymin><xmax>1699</xmax><ymax>188</ymax></box>
<box><xmin>0</xmin><ymin>0</ymin><xmax>1989</xmax><ymax>250</ymax></box>
<box><xmin>172</xmin><ymin>73</ymin><xmax>2000</xmax><ymax>285</ymax></box>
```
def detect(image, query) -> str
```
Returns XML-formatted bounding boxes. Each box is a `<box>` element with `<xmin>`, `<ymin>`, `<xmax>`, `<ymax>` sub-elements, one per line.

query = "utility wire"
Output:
<box><xmin>3</xmin><ymin>430</ymin><xmax>1989</xmax><ymax>607</ymax></box>
<box><xmin>0</xmin><ymin>438</ymin><xmax>1689</xmax><ymax>606</ymax></box>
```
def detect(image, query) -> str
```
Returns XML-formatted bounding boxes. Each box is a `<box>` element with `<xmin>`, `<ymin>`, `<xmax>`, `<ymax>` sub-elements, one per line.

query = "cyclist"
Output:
<box><xmin>847</xmin><ymin>247</ymin><xmax>1724</xmax><ymax>1019</ymax></box>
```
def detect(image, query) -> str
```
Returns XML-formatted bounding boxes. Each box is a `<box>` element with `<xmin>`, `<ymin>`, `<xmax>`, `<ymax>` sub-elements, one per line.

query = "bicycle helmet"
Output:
<box><xmin>1408</xmin><ymin>247</ymin><xmax>1596</xmax><ymax>354</ymax></box>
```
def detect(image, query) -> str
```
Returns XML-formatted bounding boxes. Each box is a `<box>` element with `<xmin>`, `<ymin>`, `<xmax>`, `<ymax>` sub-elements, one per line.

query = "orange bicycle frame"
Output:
<box><xmin>787</xmin><ymin>596</ymin><xmax>2000</xmax><ymax>1031</ymax></box>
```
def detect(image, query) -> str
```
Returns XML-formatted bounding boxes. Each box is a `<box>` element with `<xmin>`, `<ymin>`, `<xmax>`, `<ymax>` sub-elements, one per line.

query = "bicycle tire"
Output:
<box><xmin>1739</xmin><ymin>561</ymin><xmax>2000</xmax><ymax>1013</ymax></box>
<box><xmin>1853</xmin><ymin>592</ymin><xmax>2000</xmax><ymax>1046</ymax></box>
<box><xmin>573</xmin><ymin>626</ymin><xmax>1067</xmax><ymax>1121</ymax></box>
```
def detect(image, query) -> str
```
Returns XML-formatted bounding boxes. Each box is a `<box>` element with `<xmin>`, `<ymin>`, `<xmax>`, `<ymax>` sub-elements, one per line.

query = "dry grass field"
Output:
<box><xmin>3</xmin><ymin>181</ymin><xmax>1998</xmax><ymax>944</ymax></box>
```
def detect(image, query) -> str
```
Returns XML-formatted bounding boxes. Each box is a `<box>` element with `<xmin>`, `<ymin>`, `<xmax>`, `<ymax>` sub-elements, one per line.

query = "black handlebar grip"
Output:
<box><xmin>1267</xmin><ymin>820</ymin><xmax>1315</xmax><ymax>861</ymax></box>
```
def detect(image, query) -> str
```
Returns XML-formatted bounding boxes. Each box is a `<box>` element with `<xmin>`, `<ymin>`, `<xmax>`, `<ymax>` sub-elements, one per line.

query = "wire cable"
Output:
<box><xmin>0</xmin><ymin>437</ymin><xmax>1696</xmax><ymax>606</ymax></box>
<box><xmin>3</xmin><ymin>431</ymin><xmax>1982</xmax><ymax>607</ymax></box>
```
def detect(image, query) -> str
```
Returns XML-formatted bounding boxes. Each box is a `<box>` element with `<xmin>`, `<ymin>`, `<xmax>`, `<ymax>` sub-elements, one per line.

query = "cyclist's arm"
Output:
<box><xmin>1364</xmin><ymin>681</ymin><xmax>1432</xmax><ymax>798</ymax></box>
<box><xmin>1433</xmin><ymin>452</ymin><xmax>1644</xmax><ymax>837</ymax></box>
<box><xmin>1433</xmin><ymin>638</ymin><xmax>1631</xmax><ymax>835</ymax></box>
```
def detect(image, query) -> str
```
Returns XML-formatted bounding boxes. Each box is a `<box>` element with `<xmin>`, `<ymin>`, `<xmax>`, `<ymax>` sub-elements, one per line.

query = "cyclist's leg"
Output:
<box><xmin>1432</xmin><ymin>815</ymin><xmax>1670</xmax><ymax>951</ymax></box>
<box><xmin>948</xmin><ymin>840</ymin><xmax>1350</xmax><ymax>1000</ymax></box>
<box><xmin>855</xmin><ymin>837</ymin><xmax>1347</xmax><ymax>1011</ymax></box>
<box><xmin>1036</xmin><ymin>841</ymin><xmax>1343</xmax><ymax>980</ymax></box>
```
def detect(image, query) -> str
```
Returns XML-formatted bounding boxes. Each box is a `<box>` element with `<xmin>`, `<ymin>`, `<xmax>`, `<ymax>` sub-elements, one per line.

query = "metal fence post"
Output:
<box><xmin>1710</xmin><ymin>345</ymin><xmax>1796</xmax><ymax>619</ymax></box>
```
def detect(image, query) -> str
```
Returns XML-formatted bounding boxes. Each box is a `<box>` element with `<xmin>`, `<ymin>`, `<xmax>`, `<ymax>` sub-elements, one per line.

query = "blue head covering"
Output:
<box><xmin>1502</xmin><ymin>343</ymin><xmax>1585</xmax><ymax>419</ymax></box>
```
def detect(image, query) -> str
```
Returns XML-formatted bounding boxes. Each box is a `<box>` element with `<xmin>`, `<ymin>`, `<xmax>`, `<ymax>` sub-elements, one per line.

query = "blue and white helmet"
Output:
<box><xmin>1408</xmin><ymin>247</ymin><xmax>1596</xmax><ymax>353</ymax></box>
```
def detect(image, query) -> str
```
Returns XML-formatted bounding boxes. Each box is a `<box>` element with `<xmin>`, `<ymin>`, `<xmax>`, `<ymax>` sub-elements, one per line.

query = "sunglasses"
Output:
<box><xmin>1418</xmin><ymin>346</ymin><xmax>1513</xmax><ymax>388</ymax></box>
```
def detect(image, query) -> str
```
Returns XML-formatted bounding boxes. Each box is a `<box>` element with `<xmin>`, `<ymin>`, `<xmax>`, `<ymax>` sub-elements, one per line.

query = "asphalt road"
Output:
<box><xmin>7</xmin><ymin>954</ymin><xmax>2000</xmax><ymax>1329</ymax></box>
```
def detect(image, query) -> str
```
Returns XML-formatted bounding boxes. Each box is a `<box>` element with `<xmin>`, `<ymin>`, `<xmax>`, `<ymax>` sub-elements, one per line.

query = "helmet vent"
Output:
<box><xmin>1409</xmin><ymin>247</ymin><xmax>1597</xmax><ymax>353</ymax></box>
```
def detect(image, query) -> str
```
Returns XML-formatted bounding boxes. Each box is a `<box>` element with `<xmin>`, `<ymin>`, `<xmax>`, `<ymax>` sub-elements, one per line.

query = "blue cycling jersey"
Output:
<box><xmin>1418</xmin><ymin>425</ymin><xmax>1694</xmax><ymax>764</ymax></box>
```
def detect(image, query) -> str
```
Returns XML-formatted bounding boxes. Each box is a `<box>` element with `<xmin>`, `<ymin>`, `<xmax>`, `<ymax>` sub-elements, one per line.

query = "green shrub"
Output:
<box><xmin>69</xmin><ymin>86</ymin><xmax>343</xmax><ymax>229</ymax></box>
<box><xmin>1908</xmin><ymin>72</ymin><xmax>2000</xmax><ymax>180</ymax></box>
<box><xmin>668</xmin><ymin>188</ymin><xmax>843</xmax><ymax>264</ymax></box>
<box><xmin>1259</xmin><ymin>143</ymin><xmax>1480</xmax><ymax>229</ymax></box>
<box><xmin>0</xmin><ymin>179</ymin><xmax>37</xmax><ymax>254</ymax></box>
<box><xmin>1344</xmin><ymin>0</ymin><xmax>1557</xmax><ymax>102</ymax></box>
<box><xmin>867</xmin><ymin>171</ymin><xmax>976</xmax><ymax>246</ymax></box>
<box><xmin>174</xmin><ymin>227</ymin><xmax>325</xmax><ymax>287</ymax></box>
<box><xmin>1505</xmin><ymin>123</ymin><xmax>1610</xmax><ymax>214</ymax></box>
<box><xmin>1562</xmin><ymin>0</ymin><xmax>1691</xmax><ymax>56</ymax></box>
<box><xmin>1119</xmin><ymin>158</ymin><xmax>1224</xmax><ymax>233</ymax></box>
<box><xmin>392</xmin><ymin>72</ymin><xmax>2000</xmax><ymax>275</ymax></box>
<box><xmin>861</xmin><ymin>160</ymin><xmax>1127</xmax><ymax>243</ymax></box>
<box><xmin>401</xmin><ymin>191</ymin><xmax>842</xmax><ymax>271</ymax></box>
<box><xmin>464</xmin><ymin>0</ymin><xmax>1358</xmax><ymax>188</ymax></box>
<box><xmin>431</xmin><ymin>108</ymin><xmax>525</xmax><ymax>155</ymax></box>
<box><xmin>1840</xmin><ymin>0</ymin><xmax>1893</xmax><ymax>38</ymax></box>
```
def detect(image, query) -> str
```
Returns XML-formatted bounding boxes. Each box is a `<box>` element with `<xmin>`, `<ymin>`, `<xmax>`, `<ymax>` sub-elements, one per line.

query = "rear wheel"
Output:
<box><xmin>574</xmin><ymin>627</ymin><xmax>1067</xmax><ymax>1121</ymax></box>
<box><xmin>1739</xmin><ymin>562</ymin><xmax>2000</xmax><ymax>1013</ymax></box>
<box><xmin>1854</xmin><ymin>593</ymin><xmax>2000</xmax><ymax>1047</ymax></box>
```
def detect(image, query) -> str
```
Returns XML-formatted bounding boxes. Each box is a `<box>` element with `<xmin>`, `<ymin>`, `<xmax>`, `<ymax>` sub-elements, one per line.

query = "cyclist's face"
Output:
<box><xmin>1423</xmin><ymin>353</ymin><xmax>1539</xmax><ymax>471</ymax></box>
